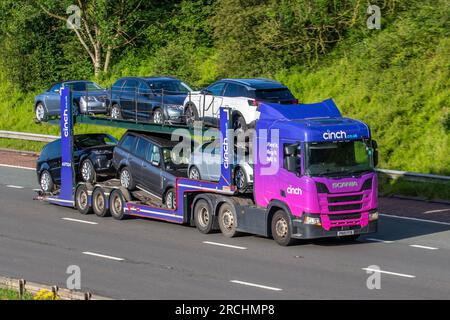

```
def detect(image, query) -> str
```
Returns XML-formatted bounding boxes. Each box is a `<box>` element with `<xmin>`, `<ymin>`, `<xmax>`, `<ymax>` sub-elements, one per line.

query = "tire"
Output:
<box><xmin>153</xmin><ymin>108</ymin><xmax>164</xmax><ymax>124</ymax></box>
<box><xmin>184</xmin><ymin>103</ymin><xmax>198</xmax><ymax>126</ymax></box>
<box><xmin>40</xmin><ymin>170</ymin><xmax>54</xmax><ymax>193</ymax></box>
<box><xmin>110</xmin><ymin>104</ymin><xmax>122</xmax><ymax>119</ymax></box>
<box><xmin>35</xmin><ymin>103</ymin><xmax>47</xmax><ymax>122</ymax></box>
<box><xmin>75</xmin><ymin>184</ymin><xmax>92</xmax><ymax>215</ymax></box>
<box><xmin>119</xmin><ymin>167</ymin><xmax>135</xmax><ymax>190</ymax></box>
<box><xmin>92</xmin><ymin>188</ymin><xmax>109</xmax><ymax>217</ymax></box>
<box><xmin>81</xmin><ymin>159</ymin><xmax>96</xmax><ymax>183</ymax></box>
<box><xmin>164</xmin><ymin>188</ymin><xmax>176</xmax><ymax>209</ymax></box>
<box><xmin>189</xmin><ymin>166</ymin><xmax>201</xmax><ymax>180</ymax></box>
<box><xmin>234</xmin><ymin>167</ymin><xmax>248</xmax><ymax>190</ymax></box>
<box><xmin>194</xmin><ymin>199</ymin><xmax>214</xmax><ymax>234</ymax></box>
<box><xmin>271</xmin><ymin>210</ymin><xmax>295</xmax><ymax>246</ymax></box>
<box><xmin>218</xmin><ymin>203</ymin><xmax>240</xmax><ymax>238</ymax></box>
<box><xmin>109</xmin><ymin>189</ymin><xmax>126</xmax><ymax>220</ymax></box>
<box><xmin>232</xmin><ymin>114</ymin><xmax>247</xmax><ymax>132</ymax></box>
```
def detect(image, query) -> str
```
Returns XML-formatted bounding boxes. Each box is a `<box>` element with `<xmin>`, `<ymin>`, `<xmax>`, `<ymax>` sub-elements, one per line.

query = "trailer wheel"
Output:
<box><xmin>75</xmin><ymin>185</ymin><xmax>92</xmax><ymax>215</ymax></box>
<box><xmin>271</xmin><ymin>210</ymin><xmax>295</xmax><ymax>246</ymax></box>
<box><xmin>109</xmin><ymin>189</ymin><xmax>126</xmax><ymax>220</ymax></box>
<box><xmin>92</xmin><ymin>188</ymin><xmax>110</xmax><ymax>217</ymax></box>
<box><xmin>218</xmin><ymin>203</ymin><xmax>240</xmax><ymax>238</ymax></box>
<box><xmin>194</xmin><ymin>199</ymin><xmax>214</xmax><ymax>234</ymax></box>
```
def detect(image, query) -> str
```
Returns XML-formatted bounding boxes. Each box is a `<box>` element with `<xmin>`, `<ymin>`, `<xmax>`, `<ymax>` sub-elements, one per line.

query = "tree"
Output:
<box><xmin>35</xmin><ymin>0</ymin><xmax>163</xmax><ymax>76</ymax></box>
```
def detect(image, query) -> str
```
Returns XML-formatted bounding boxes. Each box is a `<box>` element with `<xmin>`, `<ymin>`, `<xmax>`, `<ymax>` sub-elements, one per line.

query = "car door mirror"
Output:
<box><xmin>201</xmin><ymin>89</ymin><xmax>213</xmax><ymax>95</ymax></box>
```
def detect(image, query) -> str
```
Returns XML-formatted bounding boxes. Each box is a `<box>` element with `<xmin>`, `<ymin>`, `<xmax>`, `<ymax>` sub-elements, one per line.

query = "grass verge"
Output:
<box><xmin>0</xmin><ymin>288</ymin><xmax>33</xmax><ymax>300</ymax></box>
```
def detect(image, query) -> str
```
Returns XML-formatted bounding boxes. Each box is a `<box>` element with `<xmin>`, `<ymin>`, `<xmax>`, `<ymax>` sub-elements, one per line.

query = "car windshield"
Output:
<box><xmin>75</xmin><ymin>134</ymin><xmax>117</xmax><ymax>149</ymax></box>
<box><xmin>66</xmin><ymin>81</ymin><xmax>102</xmax><ymax>92</ymax></box>
<box><xmin>146</xmin><ymin>80</ymin><xmax>192</xmax><ymax>95</ymax></box>
<box><xmin>305</xmin><ymin>140</ymin><xmax>374</xmax><ymax>177</ymax></box>
<box><xmin>254</xmin><ymin>88</ymin><xmax>295</xmax><ymax>101</ymax></box>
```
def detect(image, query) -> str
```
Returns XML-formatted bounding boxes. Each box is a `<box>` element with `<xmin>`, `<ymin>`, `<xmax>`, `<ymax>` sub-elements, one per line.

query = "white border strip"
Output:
<box><xmin>362</xmin><ymin>267</ymin><xmax>416</xmax><ymax>278</ymax></box>
<box><xmin>230</xmin><ymin>280</ymin><xmax>283</xmax><ymax>291</ymax></box>
<box><xmin>178</xmin><ymin>183</ymin><xmax>234</xmax><ymax>194</ymax></box>
<box><xmin>6</xmin><ymin>185</ymin><xmax>24</xmax><ymax>189</ymax></box>
<box><xmin>125</xmin><ymin>207</ymin><xmax>183</xmax><ymax>219</ymax></box>
<box><xmin>203</xmin><ymin>241</ymin><xmax>247</xmax><ymax>250</ymax></box>
<box><xmin>380</xmin><ymin>213</ymin><xmax>450</xmax><ymax>226</ymax></box>
<box><xmin>409</xmin><ymin>244</ymin><xmax>438</xmax><ymax>250</ymax></box>
<box><xmin>82</xmin><ymin>251</ymin><xmax>124</xmax><ymax>261</ymax></box>
<box><xmin>48</xmin><ymin>198</ymin><xmax>75</xmax><ymax>204</ymax></box>
<box><xmin>0</xmin><ymin>164</ymin><xmax>34</xmax><ymax>171</ymax></box>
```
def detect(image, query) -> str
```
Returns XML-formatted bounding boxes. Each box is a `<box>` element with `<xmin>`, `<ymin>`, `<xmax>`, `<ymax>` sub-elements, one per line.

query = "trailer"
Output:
<box><xmin>36</xmin><ymin>86</ymin><xmax>379</xmax><ymax>246</ymax></box>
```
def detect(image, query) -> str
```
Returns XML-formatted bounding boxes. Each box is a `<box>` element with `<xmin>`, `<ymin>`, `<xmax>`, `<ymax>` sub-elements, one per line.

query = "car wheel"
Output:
<box><xmin>40</xmin><ymin>170</ymin><xmax>54</xmax><ymax>192</ymax></box>
<box><xmin>184</xmin><ymin>104</ymin><xmax>198</xmax><ymax>126</ymax></box>
<box><xmin>233</xmin><ymin>114</ymin><xmax>247</xmax><ymax>132</ymax></box>
<box><xmin>110</xmin><ymin>104</ymin><xmax>121</xmax><ymax>119</ymax></box>
<box><xmin>271</xmin><ymin>210</ymin><xmax>295</xmax><ymax>246</ymax></box>
<box><xmin>218</xmin><ymin>203</ymin><xmax>241</xmax><ymax>238</ymax></box>
<box><xmin>81</xmin><ymin>159</ymin><xmax>96</xmax><ymax>183</ymax></box>
<box><xmin>189</xmin><ymin>166</ymin><xmax>201</xmax><ymax>180</ymax></box>
<box><xmin>194</xmin><ymin>199</ymin><xmax>214</xmax><ymax>234</ymax></box>
<box><xmin>119</xmin><ymin>167</ymin><xmax>135</xmax><ymax>190</ymax></box>
<box><xmin>35</xmin><ymin>103</ymin><xmax>47</xmax><ymax>122</ymax></box>
<box><xmin>234</xmin><ymin>167</ymin><xmax>248</xmax><ymax>190</ymax></box>
<box><xmin>153</xmin><ymin>108</ymin><xmax>164</xmax><ymax>124</ymax></box>
<box><xmin>164</xmin><ymin>188</ymin><xmax>176</xmax><ymax>209</ymax></box>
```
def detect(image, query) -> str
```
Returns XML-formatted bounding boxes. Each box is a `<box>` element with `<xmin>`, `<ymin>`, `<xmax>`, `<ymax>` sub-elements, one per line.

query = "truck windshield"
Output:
<box><xmin>304</xmin><ymin>140</ymin><xmax>373</xmax><ymax>177</ymax></box>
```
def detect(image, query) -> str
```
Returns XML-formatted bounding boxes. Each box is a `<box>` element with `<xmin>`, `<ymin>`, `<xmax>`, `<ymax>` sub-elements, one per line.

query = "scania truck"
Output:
<box><xmin>37</xmin><ymin>87</ymin><xmax>379</xmax><ymax>246</ymax></box>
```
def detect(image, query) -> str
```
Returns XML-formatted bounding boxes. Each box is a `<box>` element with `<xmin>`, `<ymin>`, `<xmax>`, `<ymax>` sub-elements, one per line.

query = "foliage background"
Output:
<box><xmin>0</xmin><ymin>0</ymin><xmax>448</xmax><ymax>174</ymax></box>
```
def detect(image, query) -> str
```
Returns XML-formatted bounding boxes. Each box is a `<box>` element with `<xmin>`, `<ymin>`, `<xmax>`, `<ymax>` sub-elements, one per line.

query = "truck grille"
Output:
<box><xmin>328</xmin><ymin>195</ymin><xmax>363</xmax><ymax>203</ymax></box>
<box><xmin>328</xmin><ymin>213</ymin><xmax>361</xmax><ymax>221</ymax></box>
<box><xmin>329</xmin><ymin>203</ymin><xmax>362</xmax><ymax>212</ymax></box>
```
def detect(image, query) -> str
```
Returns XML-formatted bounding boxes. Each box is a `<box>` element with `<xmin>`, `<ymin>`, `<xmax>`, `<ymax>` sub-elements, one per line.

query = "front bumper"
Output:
<box><xmin>80</xmin><ymin>100</ymin><xmax>109</xmax><ymax>114</ymax></box>
<box><xmin>291</xmin><ymin>214</ymin><xmax>378</xmax><ymax>239</ymax></box>
<box><xmin>165</xmin><ymin>107</ymin><xmax>184</xmax><ymax>123</ymax></box>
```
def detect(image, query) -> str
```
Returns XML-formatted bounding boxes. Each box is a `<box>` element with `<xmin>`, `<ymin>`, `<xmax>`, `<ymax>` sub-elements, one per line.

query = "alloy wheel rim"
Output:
<box><xmin>153</xmin><ymin>111</ymin><xmax>162</xmax><ymax>123</ymax></box>
<box><xmin>41</xmin><ymin>172</ymin><xmax>50</xmax><ymax>191</ymax></box>
<box><xmin>190</xmin><ymin>168</ymin><xmax>199</xmax><ymax>180</ymax></box>
<box><xmin>36</xmin><ymin>105</ymin><xmax>44</xmax><ymax>120</ymax></box>
<box><xmin>82</xmin><ymin>162</ymin><xmax>92</xmax><ymax>181</ymax></box>
<box><xmin>235</xmin><ymin>170</ymin><xmax>244</xmax><ymax>188</ymax></box>
<box><xmin>166</xmin><ymin>192</ymin><xmax>175</xmax><ymax>209</ymax></box>
<box><xmin>120</xmin><ymin>170</ymin><xmax>130</xmax><ymax>188</ymax></box>
<box><xmin>275</xmin><ymin>218</ymin><xmax>288</xmax><ymax>238</ymax></box>
<box><xmin>111</xmin><ymin>107</ymin><xmax>119</xmax><ymax>119</ymax></box>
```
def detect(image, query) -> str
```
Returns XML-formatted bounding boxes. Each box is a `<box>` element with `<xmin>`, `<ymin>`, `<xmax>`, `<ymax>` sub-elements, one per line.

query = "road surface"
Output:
<box><xmin>0</xmin><ymin>165</ymin><xmax>449</xmax><ymax>299</ymax></box>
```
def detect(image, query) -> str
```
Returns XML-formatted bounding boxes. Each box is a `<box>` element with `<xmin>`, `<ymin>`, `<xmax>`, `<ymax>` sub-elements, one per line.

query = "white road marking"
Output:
<box><xmin>230</xmin><ymin>280</ymin><xmax>282</xmax><ymax>291</ymax></box>
<box><xmin>82</xmin><ymin>251</ymin><xmax>124</xmax><ymax>261</ymax></box>
<box><xmin>362</xmin><ymin>267</ymin><xmax>416</xmax><ymax>278</ymax></box>
<box><xmin>424</xmin><ymin>209</ymin><xmax>450</xmax><ymax>214</ymax></box>
<box><xmin>409</xmin><ymin>244</ymin><xmax>438</xmax><ymax>250</ymax></box>
<box><xmin>62</xmin><ymin>218</ymin><xmax>98</xmax><ymax>225</ymax></box>
<box><xmin>6</xmin><ymin>185</ymin><xmax>24</xmax><ymax>189</ymax></box>
<box><xmin>203</xmin><ymin>241</ymin><xmax>247</xmax><ymax>250</ymax></box>
<box><xmin>380</xmin><ymin>213</ymin><xmax>450</xmax><ymax>226</ymax></box>
<box><xmin>366</xmin><ymin>238</ymin><xmax>394</xmax><ymax>243</ymax></box>
<box><xmin>0</xmin><ymin>164</ymin><xmax>34</xmax><ymax>171</ymax></box>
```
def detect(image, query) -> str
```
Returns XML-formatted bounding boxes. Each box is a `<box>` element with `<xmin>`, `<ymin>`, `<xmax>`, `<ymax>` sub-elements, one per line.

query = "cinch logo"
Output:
<box><xmin>63</xmin><ymin>100</ymin><xmax>69</xmax><ymax>138</ymax></box>
<box><xmin>332</xmin><ymin>181</ymin><xmax>358</xmax><ymax>188</ymax></box>
<box><xmin>323</xmin><ymin>130</ymin><xmax>347</xmax><ymax>140</ymax></box>
<box><xmin>222</xmin><ymin>137</ymin><xmax>229</xmax><ymax>169</ymax></box>
<box><xmin>287</xmin><ymin>185</ymin><xmax>302</xmax><ymax>195</ymax></box>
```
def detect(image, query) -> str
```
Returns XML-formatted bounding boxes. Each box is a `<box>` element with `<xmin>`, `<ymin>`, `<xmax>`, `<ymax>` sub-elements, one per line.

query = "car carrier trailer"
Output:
<box><xmin>36</xmin><ymin>86</ymin><xmax>379</xmax><ymax>246</ymax></box>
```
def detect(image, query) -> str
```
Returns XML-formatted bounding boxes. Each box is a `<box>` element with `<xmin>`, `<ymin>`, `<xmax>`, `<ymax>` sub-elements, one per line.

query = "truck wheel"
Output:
<box><xmin>75</xmin><ymin>184</ymin><xmax>92</xmax><ymax>215</ymax></box>
<box><xmin>109</xmin><ymin>189</ymin><xmax>126</xmax><ymax>220</ymax></box>
<box><xmin>153</xmin><ymin>108</ymin><xmax>164</xmax><ymax>124</ymax></box>
<box><xmin>120</xmin><ymin>167</ymin><xmax>135</xmax><ymax>190</ymax></box>
<box><xmin>92</xmin><ymin>188</ymin><xmax>109</xmax><ymax>217</ymax></box>
<box><xmin>271</xmin><ymin>210</ymin><xmax>295</xmax><ymax>246</ymax></box>
<box><xmin>218</xmin><ymin>203</ymin><xmax>240</xmax><ymax>238</ymax></box>
<box><xmin>81</xmin><ymin>159</ymin><xmax>96</xmax><ymax>183</ymax></box>
<box><xmin>194</xmin><ymin>199</ymin><xmax>214</xmax><ymax>234</ymax></box>
<box><xmin>164</xmin><ymin>188</ymin><xmax>176</xmax><ymax>209</ymax></box>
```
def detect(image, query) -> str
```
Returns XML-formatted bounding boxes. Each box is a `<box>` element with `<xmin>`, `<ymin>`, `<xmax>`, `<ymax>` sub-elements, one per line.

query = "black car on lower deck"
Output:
<box><xmin>37</xmin><ymin>134</ymin><xmax>118</xmax><ymax>192</ymax></box>
<box><xmin>112</xmin><ymin>130</ymin><xmax>188</xmax><ymax>209</ymax></box>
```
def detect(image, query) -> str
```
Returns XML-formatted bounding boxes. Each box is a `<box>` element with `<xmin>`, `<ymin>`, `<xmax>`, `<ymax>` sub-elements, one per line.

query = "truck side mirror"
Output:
<box><xmin>284</xmin><ymin>144</ymin><xmax>297</xmax><ymax>156</ymax></box>
<box><xmin>284</xmin><ymin>155</ymin><xmax>300</xmax><ymax>174</ymax></box>
<box><xmin>372</xmin><ymin>140</ymin><xmax>378</xmax><ymax>167</ymax></box>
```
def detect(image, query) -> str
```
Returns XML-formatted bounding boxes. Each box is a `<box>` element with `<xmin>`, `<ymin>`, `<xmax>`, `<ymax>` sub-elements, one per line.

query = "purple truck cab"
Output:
<box><xmin>253</xmin><ymin>99</ymin><xmax>379</xmax><ymax>239</ymax></box>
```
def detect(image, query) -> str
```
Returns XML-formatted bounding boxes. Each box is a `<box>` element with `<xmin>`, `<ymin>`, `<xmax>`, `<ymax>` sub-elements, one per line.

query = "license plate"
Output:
<box><xmin>337</xmin><ymin>230</ymin><xmax>355</xmax><ymax>236</ymax></box>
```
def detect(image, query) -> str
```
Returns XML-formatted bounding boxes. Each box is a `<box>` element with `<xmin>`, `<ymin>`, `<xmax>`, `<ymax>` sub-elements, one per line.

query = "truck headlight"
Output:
<box><xmin>369</xmin><ymin>211</ymin><xmax>379</xmax><ymax>221</ymax></box>
<box><xmin>304</xmin><ymin>216</ymin><xmax>321</xmax><ymax>226</ymax></box>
